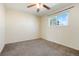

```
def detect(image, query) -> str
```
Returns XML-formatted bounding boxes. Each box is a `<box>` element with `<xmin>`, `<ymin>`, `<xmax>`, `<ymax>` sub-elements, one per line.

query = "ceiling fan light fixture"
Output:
<box><xmin>27</xmin><ymin>3</ymin><xmax>51</xmax><ymax>13</ymax></box>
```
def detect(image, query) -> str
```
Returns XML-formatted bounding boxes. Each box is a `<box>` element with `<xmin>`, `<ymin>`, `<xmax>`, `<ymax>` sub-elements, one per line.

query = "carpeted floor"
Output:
<box><xmin>0</xmin><ymin>38</ymin><xmax>79</xmax><ymax>56</ymax></box>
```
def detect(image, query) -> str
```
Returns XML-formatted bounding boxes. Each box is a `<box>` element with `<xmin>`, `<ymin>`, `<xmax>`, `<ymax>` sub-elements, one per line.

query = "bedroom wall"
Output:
<box><xmin>6</xmin><ymin>9</ymin><xmax>40</xmax><ymax>44</ymax></box>
<box><xmin>0</xmin><ymin>4</ymin><xmax>5</xmax><ymax>52</ymax></box>
<box><xmin>40</xmin><ymin>4</ymin><xmax>79</xmax><ymax>50</ymax></box>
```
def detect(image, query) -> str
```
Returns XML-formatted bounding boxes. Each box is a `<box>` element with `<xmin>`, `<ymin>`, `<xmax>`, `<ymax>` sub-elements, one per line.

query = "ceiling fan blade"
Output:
<box><xmin>27</xmin><ymin>4</ymin><xmax>36</xmax><ymax>8</ymax></box>
<box><xmin>37</xmin><ymin>8</ymin><xmax>40</xmax><ymax>12</ymax></box>
<box><xmin>43</xmin><ymin>4</ymin><xmax>50</xmax><ymax>10</ymax></box>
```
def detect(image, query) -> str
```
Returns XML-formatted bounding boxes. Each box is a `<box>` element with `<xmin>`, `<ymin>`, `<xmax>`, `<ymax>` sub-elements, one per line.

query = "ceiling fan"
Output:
<box><xmin>27</xmin><ymin>3</ymin><xmax>51</xmax><ymax>12</ymax></box>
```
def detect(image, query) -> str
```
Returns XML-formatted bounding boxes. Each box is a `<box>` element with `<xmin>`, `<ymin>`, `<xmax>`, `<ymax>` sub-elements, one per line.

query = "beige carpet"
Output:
<box><xmin>0</xmin><ymin>38</ymin><xmax>79</xmax><ymax>56</ymax></box>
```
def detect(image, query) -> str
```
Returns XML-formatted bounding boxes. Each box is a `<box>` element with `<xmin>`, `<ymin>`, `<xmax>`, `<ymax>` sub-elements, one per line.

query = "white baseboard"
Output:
<box><xmin>5</xmin><ymin>37</ymin><xmax>40</xmax><ymax>44</ymax></box>
<box><xmin>41</xmin><ymin>37</ymin><xmax>79</xmax><ymax>51</ymax></box>
<box><xmin>0</xmin><ymin>44</ymin><xmax>5</xmax><ymax>53</ymax></box>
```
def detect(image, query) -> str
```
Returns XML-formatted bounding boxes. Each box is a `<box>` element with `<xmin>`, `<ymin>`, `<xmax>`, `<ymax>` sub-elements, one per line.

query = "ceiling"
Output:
<box><xmin>5</xmin><ymin>3</ymin><xmax>72</xmax><ymax>16</ymax></box>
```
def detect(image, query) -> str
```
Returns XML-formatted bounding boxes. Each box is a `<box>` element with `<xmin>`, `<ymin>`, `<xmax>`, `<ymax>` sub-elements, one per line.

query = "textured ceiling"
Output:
<box><xmin>5</xmin><ymin>3</ymin><xmax>72</xmax><ymax>16</ymax></box>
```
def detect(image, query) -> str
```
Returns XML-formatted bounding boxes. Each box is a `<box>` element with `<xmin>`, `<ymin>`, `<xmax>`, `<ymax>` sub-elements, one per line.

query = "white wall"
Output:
<box><xmin>41</xmin><ymin>4</ymin><xmax>79</xmax><ymax>50</ymax></box>
<box><xmin>0</xmin><ymin>4</ymin><xmax>5</xmax><ymax>52</ymax></box>
<box><xmin>6</xmin><ymin>9</ymin><xmax>40</xmax><ymax>44</ymax></box>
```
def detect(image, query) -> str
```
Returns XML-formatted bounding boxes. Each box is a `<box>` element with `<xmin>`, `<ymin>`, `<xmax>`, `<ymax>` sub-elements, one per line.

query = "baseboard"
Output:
<box><xmin>0</xmin><ymin>44</ymin><xmax>5</xmax><ymax>53</ymax></box>
<box><xmin>4</xmin><ymin>37</ymin><xmax>79</xmax><ymax>51</ymax></box>
<box><xmin>5</xmin><ymin>38</ymin><xmax>41</xmax><ymax>45</ymax></box>
<box><xmin>42</xmin><ymin>38</ymin><xmax>79</xmax><ymax>51</ymax></box>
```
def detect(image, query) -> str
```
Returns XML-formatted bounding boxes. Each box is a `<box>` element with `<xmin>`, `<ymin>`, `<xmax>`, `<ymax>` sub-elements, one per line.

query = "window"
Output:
<box><xmin>49</xmin><ymin>11</ymin><xmax>69</xmax><ymax>27</ymax></box>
